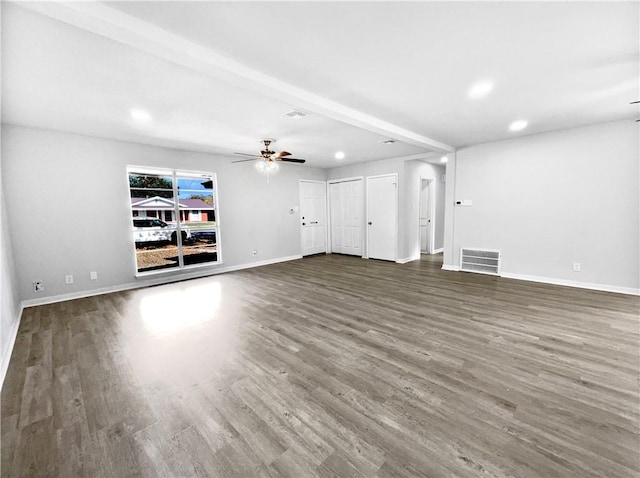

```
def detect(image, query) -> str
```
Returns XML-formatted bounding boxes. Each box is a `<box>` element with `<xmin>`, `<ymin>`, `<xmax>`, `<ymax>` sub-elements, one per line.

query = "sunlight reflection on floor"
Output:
<box><xmin>139</xmin><ymin>282</ymin><xmax>222</xmax><ymax>336</ymax></box>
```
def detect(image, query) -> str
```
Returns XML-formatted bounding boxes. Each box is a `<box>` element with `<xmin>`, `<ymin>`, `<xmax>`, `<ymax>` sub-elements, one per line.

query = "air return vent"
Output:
<box><xmin>460</xmin><ymin>248</ymin><xmax>501</xmax><ymax>275</ymax></box>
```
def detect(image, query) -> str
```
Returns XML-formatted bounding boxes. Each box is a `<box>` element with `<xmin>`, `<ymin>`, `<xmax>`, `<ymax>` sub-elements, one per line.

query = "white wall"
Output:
<box><xmin>2</xmin><ymin>125</ymin><xmax>325</xmax><ymax>304</ymax></box>
<box><xmin>0</xmin><ymin>184</ymin><xmax>20</xmax><ymax>386</ymax></box>
<box><xmin>327</xmin><ymin>157</ymin><xmax>407</xmax><ymax>259</ymax></box>
<box><xmin>446</xmin><ymin>121</ymin><xmax>639</xmax><ymax>293</ymax></box>
<box><xmin>0</xmin><ymin>5</ymin><xmax>22</xmax><ymax>384</ymax></box>
<box><xmin>327</xmin><ymin>156</ymin><xmax>445</xmax><ymax>262</ymax></box>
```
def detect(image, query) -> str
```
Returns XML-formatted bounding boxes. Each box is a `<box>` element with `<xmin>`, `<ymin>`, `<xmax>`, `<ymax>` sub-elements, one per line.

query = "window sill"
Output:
<box><xmin>135</xmin><ymin>260</ymin><xmax>223</xmax><ymax>279</ymax></box>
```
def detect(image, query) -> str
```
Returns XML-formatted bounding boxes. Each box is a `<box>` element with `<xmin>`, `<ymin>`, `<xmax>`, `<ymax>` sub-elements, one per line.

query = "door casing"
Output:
<box><xmin>419</xmin><ymin>177</ymin><xmax>435</xmax><ymax>254</ymax></box>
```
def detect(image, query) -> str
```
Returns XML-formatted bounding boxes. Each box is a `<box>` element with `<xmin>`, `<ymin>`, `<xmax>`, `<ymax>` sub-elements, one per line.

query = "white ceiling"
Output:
<box><xmin>3</xmin><ymin>1</ymin><xmax>638</xmax><ymax>169</ymax></box>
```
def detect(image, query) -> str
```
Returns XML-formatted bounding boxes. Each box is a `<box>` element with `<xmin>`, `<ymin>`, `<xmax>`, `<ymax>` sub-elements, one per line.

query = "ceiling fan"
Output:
<box><xmin>232</xmin><ymin>139</ymin><xmax>306</xmax><ymax>164</ymax></box>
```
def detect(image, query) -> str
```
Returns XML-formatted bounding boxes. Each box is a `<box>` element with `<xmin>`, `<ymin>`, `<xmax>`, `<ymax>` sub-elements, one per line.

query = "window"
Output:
<box><xmin>128</xmin><ymin>167</ymin><xmax>220</xmax><ymax>274</ymax></box>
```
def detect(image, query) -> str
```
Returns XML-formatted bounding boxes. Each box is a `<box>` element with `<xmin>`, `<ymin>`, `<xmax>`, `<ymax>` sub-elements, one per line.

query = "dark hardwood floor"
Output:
<box><xmin>2</xmin><ymin>254</ymin><xmax>639</xmax><ymax>477</ymax></box>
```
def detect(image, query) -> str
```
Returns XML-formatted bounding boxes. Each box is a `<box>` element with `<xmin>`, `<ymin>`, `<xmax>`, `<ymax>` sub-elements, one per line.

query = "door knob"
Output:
<box><xmin>368</xmin><ymin>222</ymin><xmax>372</xmax><ymax>225</ymax></box>
<box><xmin>302</xmin><ymin>223</ymin><xmax>306</xmax><ymax>226</ymax></box>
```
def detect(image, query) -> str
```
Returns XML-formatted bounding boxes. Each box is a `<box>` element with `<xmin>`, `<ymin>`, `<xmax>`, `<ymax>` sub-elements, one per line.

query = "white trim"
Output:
<box><xmin>396</xmin><ymin>255</ymin><xmax>420</xmax><ymax>264</ymax></box>
<box><xmin>21</xmin><ymin>255</ymin><xmax>303</xmax><ymax>309</ymax></box>
<box><xmin>500</xmin><ymin>272</ymin><xmax>640</xmax><ymax>296</ymax></box>
<box><xmin>395</xmin><ymin>152</ymin><xmax>442</xmax><ymax>162</ymax></box>
<box><xmin>327</xmin><ymin>176</ymin><xmax>364</xmax><ymax>185</ymax></box>
<box><xmin>442</xmin><ymin>154</ymin><xmax>458</xmax><ymax>268</ymax></box>
<box><xmin>419</xmin><ymin>176</ymin><xmax>436</xmax><ymax>255</ymax></box>
<box><xmin>134</xmin><ymin>258</ymin><xmax>225</xmax><ymax>279</ymax></box>
<box><xmin>433</xmin><ymin>248</ymin><xmax>444</xmax><ymax>254</ymax></box>
<box><xmin>460</xmin><ymin>268</ymin><xmax>499</xmax><ymax>277</ymax></box>
<box><xmin>1</xmin><ymin>304</ymin><xmax>24</xmax><ymax>391</ymax></box>
<box><xmin>441</xmin><ymin>264</ymin><xmax>460</xmax><ymax>272</ymax></box>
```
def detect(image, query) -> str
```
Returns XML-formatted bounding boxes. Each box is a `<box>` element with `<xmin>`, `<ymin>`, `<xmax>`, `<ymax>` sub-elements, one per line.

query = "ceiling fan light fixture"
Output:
<box><xmin>255</xmin><ymin>160</ymin><xmax>278</xmax><ymax>172</ymax></box>
<box><xmin>233</xmin><ymin>139</ymin><xmax>306</xmax><ymax>166</ymax></box>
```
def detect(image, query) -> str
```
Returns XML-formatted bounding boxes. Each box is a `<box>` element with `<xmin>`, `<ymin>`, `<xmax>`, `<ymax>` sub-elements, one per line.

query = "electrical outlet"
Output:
<box><xmin>65</xmin><ymin>274</ymin><xmax>74</xmax><ymax>284</ymax></box>
<box><xmin>572</xmin><ymin>262</ymin><xmax>581</xmax><ymax>272</ymax></box>
<box><xmin>33</xmin><ymin>281</ymin><xmax>44</xmax><ymax>292</ymax></box>
<box><xmin>90</xmin><ymin>271</ymin><xmax>98</xmax><ymax>280</ymax></box>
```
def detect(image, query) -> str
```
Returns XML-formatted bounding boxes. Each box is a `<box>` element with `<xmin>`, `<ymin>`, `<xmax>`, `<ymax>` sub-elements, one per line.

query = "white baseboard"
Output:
<box><xmin>1</xmin><ymin>303</ymin><xmax>23</xmax><ymax>390</ymax></box>
<box><xmin>21</xmin><ymin>255</ymin><xmax>303</xmax><ymax>308</ymax></box>
<box><xmin>441</xmin><ymin>265</ymin><xmax>638</xmax><ymax>295</ymax></box>
<box><xmin>396</xmin><ymin>255</ymin><xmax>421</xmax><ymax>264</ymax></box>
<box><xmin>500</xmin><ymin>272</ymin><xmax>640</xmax><ymax>296</ymax></box>
<box><xmin>433</xmin><ymin>248</ymin><xmax>444</xmax><ymax>254</ymax></box>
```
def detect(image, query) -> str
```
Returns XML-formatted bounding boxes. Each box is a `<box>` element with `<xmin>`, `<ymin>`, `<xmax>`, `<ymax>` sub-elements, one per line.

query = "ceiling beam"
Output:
<box><xmin>17</xmin><ymin>1</ymin><xmax>455</xmax><ymax>154</ymax></box>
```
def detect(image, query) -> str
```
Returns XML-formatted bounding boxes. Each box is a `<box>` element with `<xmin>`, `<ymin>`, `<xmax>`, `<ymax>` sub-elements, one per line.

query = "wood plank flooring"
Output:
<box><xmin>2</xmin><ymin>253</ymin><xmax>639</xmax><ymax>477</ymax></box>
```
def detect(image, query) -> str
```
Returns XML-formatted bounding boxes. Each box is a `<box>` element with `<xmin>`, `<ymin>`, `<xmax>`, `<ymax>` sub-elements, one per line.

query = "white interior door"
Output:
<box><xmin>420</xmin><ymin>179</ymin><xmax>431</xmax><ymax>253</ymax></box>
<box><xmin>366</xmin><ymin>174</ymin><xmax>397</xmax><ymax>261</ymax></box>
<box><xmin>300</xmin><ymin>180</ymin><xmax>327</xmax><ymax>256</ymax></box>
<box><xmin>329</xmin><ymin>179</ymin><xmax>362</xmax><ymax>256</ymax></box>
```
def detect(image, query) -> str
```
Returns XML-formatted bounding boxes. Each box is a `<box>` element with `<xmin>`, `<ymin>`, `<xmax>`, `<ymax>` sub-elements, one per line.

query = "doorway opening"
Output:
<box><xmin>419</xmin><ymin>178</ymin><xmax>434</xmax><ymax>254</ymax></box>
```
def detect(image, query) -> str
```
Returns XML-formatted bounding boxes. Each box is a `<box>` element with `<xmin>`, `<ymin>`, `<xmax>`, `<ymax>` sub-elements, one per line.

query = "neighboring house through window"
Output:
<box><xmin>128</xmin><ymin>167</ymin><xmax>220</xmax><ymax>274</ymax></box>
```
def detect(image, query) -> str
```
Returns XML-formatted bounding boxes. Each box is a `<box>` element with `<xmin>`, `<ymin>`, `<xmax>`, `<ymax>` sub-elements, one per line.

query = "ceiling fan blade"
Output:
<box><xmin>232</xmin><ymin>158</ymin><xmax>260</xmax><ymax>163</ymax></box>
<box><xmin>279</xmin><ymin>158</ymin><xmax>306</xmax><ymax>163</ymax></box>
<box><xmin>272</xmin><ymin>151</ymin><xmax>292</xmax><ymax>159</ymax></box>
<box><xmin>234</xmin><ymin>152</ymin><xmax>262</xmax><ymax>158</ymax></box>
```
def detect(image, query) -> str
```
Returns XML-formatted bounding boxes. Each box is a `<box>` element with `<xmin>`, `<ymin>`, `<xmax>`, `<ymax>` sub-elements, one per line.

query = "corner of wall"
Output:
<box><xmin>1</xmin><ymin>125</ymin><xmax>24</xmax><ymax>389</ymax></box>
<box><xmin>0</xmin><ymin>303</ymin><xmax>23</xmax><ymax>389</ymax></box>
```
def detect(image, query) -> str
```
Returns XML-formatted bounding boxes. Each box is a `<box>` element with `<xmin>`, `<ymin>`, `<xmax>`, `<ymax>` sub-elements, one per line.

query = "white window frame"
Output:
<box><xmin>127</xmin><ymin>166</ymin><xmax>221</xmax><ymax>276</ymax></box>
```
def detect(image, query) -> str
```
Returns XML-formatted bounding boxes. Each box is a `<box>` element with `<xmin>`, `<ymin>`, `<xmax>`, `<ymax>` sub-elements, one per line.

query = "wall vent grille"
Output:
<box><xmin>460</xmin><ymin>248</ymin><xmax>501</xmax><ymax>275</ymax></box>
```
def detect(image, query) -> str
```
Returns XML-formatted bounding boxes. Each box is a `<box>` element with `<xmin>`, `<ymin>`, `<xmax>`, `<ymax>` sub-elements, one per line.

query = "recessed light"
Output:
<box><xmin>130</xmin><ymin>108</ymin><xmax>152</xmax><ymax>122</ymax></box>
<box><xmin>468</xmin><ymin>81</ymin><xmax>493</xmax><ymax>99</ymax></box>
<box><xmin>380</xmin><ymin>139</ymin><xmax>397</xmax><ymax>145</ymax></box>
<box><xmin>440</xmin><ymin>156</ymin><xmax>448</xmax><ymax>163</ymax></box>
<box><xmin>509</xmin><ymin>120</ymin><xmax>528</xmax><ymax>132</ymax></box>
<box><xmin>285</xmin><ymin>110</ymin><xmax>309</xmax><ymax>118</ymax></box>
<box><xmin>334</xmin><ymin>151</ymin><xmax>345</xmax><ymax>160</ymax></box>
